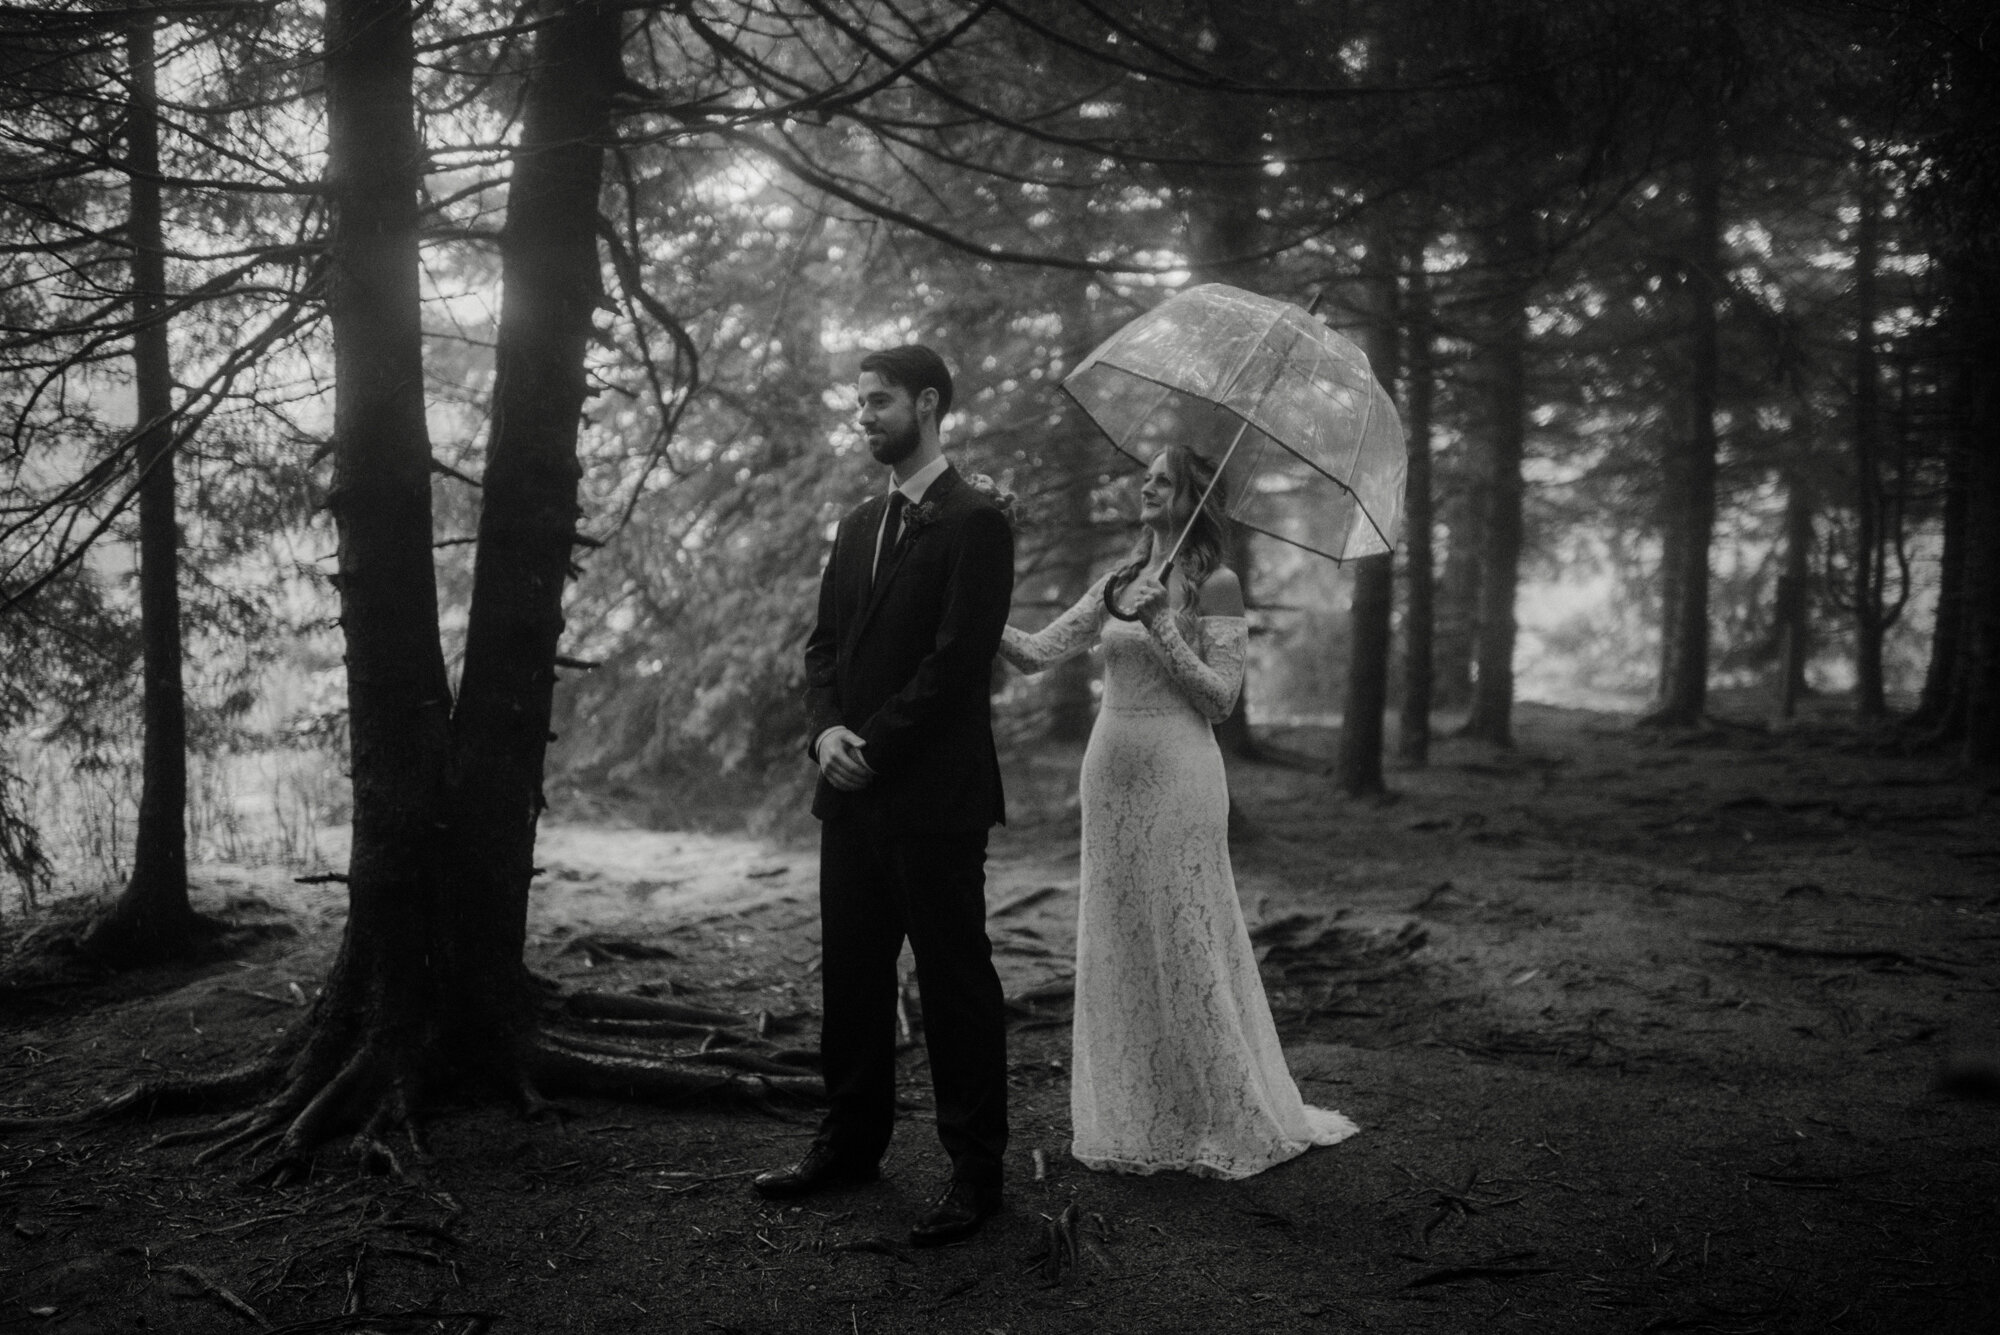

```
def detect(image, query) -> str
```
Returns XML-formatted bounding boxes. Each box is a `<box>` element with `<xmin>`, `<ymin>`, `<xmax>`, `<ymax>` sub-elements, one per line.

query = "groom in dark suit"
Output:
<box><xmin>755</xmin><ymin>344</ymin><xmax>1013</xmax><ymax>1247</ymax></box>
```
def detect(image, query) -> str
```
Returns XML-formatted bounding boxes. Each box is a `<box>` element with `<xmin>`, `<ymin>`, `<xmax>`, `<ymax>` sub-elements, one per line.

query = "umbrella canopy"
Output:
<box><xmin>1061</xmin><ymin>283</ymin><xmax>1406</xmax><ymax>563</ymax></box>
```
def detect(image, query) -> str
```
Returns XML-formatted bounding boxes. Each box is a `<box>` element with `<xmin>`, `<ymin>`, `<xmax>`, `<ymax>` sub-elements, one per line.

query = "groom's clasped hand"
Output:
<box><xmin>812</xmin><ymin>726</ymin><xmax>871</xmax><ymax>792</ymax></box>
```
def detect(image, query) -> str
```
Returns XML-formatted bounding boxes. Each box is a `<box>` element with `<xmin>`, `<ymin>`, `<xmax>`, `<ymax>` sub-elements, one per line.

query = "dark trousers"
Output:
<box><xmin>816</xmin><ymin>815</ymin><xmax>1008</xmax><ymax>1187</ymax></box>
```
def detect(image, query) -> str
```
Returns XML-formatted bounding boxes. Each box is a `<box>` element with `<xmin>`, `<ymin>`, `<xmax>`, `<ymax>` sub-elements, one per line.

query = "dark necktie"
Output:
<box><xmin>874</xmin><ymin>490</ymin><xmax>907</xmax><ymax>588</ymax></box>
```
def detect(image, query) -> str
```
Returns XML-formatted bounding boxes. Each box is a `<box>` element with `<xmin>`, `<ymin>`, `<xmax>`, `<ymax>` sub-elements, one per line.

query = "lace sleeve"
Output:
<box><xmin>1142</xmin><ymin>614</ymin><xmax>1247</xmax><ymax>723</ymax></box>
<box><xmin>999</xmin><ymin>575</ymin><xmax>1109</xmax><ymax>674</ymax></box>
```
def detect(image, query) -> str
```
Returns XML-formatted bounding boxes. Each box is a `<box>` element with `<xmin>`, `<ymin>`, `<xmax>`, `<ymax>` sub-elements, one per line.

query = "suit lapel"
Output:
<box><xmin>854</xmin><ymin>466</ymin><xmax>958</xmax><ymax>641</ymax></box>
<box><xmin>847</xmin><ymin>492</ymin><xmax>892</xmax><ymax>607</ymax></box>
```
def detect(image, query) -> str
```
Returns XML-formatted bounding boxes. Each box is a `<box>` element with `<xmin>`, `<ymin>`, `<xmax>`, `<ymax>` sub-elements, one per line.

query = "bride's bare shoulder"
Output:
<box><xmin>1196</xmin><ymin>567</ymin><xmax>1245</xmax><ymax>617</ymax></box>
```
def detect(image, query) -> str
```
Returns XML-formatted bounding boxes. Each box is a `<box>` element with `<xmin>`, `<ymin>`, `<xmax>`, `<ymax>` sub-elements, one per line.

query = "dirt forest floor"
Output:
<box><xmin>2</xmin><ymin>698</ymin><xmax>1998</xmax><ymax>1334</ymax></box>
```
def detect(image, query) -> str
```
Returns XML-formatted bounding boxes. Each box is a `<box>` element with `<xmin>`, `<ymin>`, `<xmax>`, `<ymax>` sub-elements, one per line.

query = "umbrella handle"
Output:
<box><xmin>1103</xmin><ymin>561</ymin><xmax>1175</xmax><ymax>623</ymax></box>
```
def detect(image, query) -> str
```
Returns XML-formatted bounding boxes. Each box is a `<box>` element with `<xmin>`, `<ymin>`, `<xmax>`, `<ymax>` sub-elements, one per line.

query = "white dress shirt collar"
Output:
<box><xmin>891</xmin><ymin>454</ymin><xmax>950</xmax><ymax>505</ymax></box>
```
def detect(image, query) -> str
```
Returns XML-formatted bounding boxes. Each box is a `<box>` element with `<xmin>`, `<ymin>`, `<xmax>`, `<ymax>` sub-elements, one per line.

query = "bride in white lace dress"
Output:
<box><xmin>1000</xmin><ymin>445</ymin><xmax>1359</xmax><ymax>1179</ymax></box>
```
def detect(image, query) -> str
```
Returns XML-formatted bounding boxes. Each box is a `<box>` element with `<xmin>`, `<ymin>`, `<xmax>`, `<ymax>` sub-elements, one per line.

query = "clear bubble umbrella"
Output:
<box><xmin>1060</xmin><ymin>282</ymin><xmax>1407</xmax><ymax>570</ymax></box>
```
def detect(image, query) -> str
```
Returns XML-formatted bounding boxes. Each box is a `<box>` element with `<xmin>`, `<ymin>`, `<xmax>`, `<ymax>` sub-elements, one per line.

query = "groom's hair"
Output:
<box><xmin>859</xmin><ymin>344</ymin><xmax>953</xmax><ymax>422</ymax></box>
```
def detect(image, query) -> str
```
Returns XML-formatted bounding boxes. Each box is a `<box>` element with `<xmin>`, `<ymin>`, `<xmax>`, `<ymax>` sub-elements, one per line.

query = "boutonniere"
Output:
<box><xmin>966</xmin><ymin>472</ymin><xmax>1019</xmax><ymax>524</ymax></box>
<box><xmin>900</xmin><ymin>499</ymin><xmax>942</xmax><ymax>540</ymax></box>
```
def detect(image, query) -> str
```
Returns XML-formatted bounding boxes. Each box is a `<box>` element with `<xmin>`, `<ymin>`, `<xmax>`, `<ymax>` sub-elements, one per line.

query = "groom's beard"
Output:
<box><xmin>868</xmin><ymin>419</ymin><xmax>921</xmax><ymax>468</ymax></box>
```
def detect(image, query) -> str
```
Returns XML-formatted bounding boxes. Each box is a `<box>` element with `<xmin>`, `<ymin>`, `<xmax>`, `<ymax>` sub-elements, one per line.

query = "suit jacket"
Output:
<box><xmin>804</xmin><ymin>465</ymin><xmax>1014</xmax><ymax>832</ymax></box>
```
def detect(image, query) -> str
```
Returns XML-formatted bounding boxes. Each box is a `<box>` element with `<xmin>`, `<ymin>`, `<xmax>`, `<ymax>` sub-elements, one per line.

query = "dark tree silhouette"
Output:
<box><xmin>232</xmin><ymin>1</ymin><xmax>811</xmax><ymax>1166</ymax></box>
<box><xmin>1335</xmin><ymin>229</ymin><xmax>1401</xmax><ymax>797</ymax></box>
<box><xmin>1644</xmin><ymin>110</ymin><xmax>1723</xmax><ymax>729</ymax></box>
<box><xmin>1167</xmin><ymin>0</ymin><xmax>1269</xmax><ymax>764</ymax></box>
<box><xmin>1845</xmin><ymin>163</ymin><xmax>1910</xmax><ymax>724</ymax></box>
<box><xmin>82</xmin><ymin>12</ymin><xmax>209</xmax><ymax>967</ymax></box>
<box><xmin>1397</xmin><ymin>247</ymin><xmax>1437</xmax><ymax>765</ymax></box>
<box><xmin>1460</xmin><ymin>209</ymin><xmax>1534</xmax><ymax>748</ymax></box>
<box><xmin>1</xmin><ymin>0</ymin><xmax>813</xmax><ymax>1169</ymax></box>
<box><xmin>1774</xmin><ymin>473</ymin><xmax>1815</xmax><ymax>721</ymax></box>
<box><xmin>1044</xmin><ymin>269</ymin><xmax>1106</xmax><ymax>744</ymax></box>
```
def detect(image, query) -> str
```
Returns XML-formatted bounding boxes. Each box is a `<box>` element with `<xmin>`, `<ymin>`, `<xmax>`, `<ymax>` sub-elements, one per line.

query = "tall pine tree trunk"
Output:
<box><xmin>1176</xmin><ymin>0</ymin><xmax>1265</xmax><ymax>761</ymax></box>
<box><xmin>1337</xmin><ymin>555</ymin><xmax>1392</xmax><ymax>791</ymax></box>
<box><xmin>1432</xmin><ymin>463</ymin><xmax>1482</xmax><ymax>710</ymax></box>
<box><xmin>87</xmin><ymin>13</ymin><xmax>202</xmax><ymax>965</ymax></box>
<box><xmin>440</xmin><ymin>1</ymin><xmax>624</xmax><ymax>1035</ymax></box>
<box><xmin>274</xmin><ymin>0</ymin><xmax>461</xmax><ymax>1143</ymax></box>
<box><xmin>1397</xmin><ymin>248</ymin><xmax>1436</xmax><ymax>765</ymax></box>
<box><xmin>211</xmin><ymin>2</ymin><xmax>738</xmax><ymax>1167</ymax></box>
<box><xmin>1336</xmin><ymin>230</ymin><xmax>1400</xmax><ymax>796</ymax></box>
<box><xmin>1046</xmin><ymin>271</ymin><xmax>1101</xmax><ymax>743</ymax></box>
<box><xmin>1958</xmin><ymin>277</ymin><xmax>2000</xmax><ymax>765</ymax></box>
<box><xmin>1461</xmin><ymin>211</ymin><xmax>1533</xmax><ymax>747</ymax></box>
<box><xmin>1850</xmin><ymin>168</ymin><xmax>1890</xmax><ymax>721</ymax></box>
<box><xmin>1923</xmin><ymin>28</ymin><xmax>2000</xmax><ymax>766</ymax></box>
<box><xmin>1774</xmin><ymin>472</ymin><xmax>1814</xmax><ymax>720</ymax></box>
<box><xmin>1211</xmin><ymin>522</ymin><xmax>1261</xmax><ymax>760</ymax></box>
<box><xmin>1646</xmin><ymin>121</ymin><xmax>1721</xmax><ymax>727</ymax></box>
<box><xmin>13</xmin><ymin>0</ymin><xmax>809</xmax><ymax>1153</ymax></box>
<box><xmin>1913</xmin><ymin>371</ymin><xmax>1967</xmax><ymax>733</ymax></box>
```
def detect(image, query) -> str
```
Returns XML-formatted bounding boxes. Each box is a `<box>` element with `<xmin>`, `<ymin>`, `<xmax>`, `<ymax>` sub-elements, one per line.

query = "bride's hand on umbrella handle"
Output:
<box><xmin>1130</xmin><ymin>571</ymin><xmax>1172</xmax><ymax>628</ymax></box>
<box><xmin>1104</xmin><ymin>563</ymin><xmax>1173</xmax><ymax>623</ymax></box>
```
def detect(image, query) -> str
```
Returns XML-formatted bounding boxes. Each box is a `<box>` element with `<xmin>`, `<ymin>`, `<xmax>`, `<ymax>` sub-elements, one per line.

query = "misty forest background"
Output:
<box><xmin>0</xmin><ymin>0</ymin><xmax>1996</xmax><ymax>1139</ymax></box>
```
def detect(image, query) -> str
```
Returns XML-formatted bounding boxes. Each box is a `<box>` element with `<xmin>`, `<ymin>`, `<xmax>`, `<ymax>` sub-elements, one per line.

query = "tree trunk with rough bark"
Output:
<box><xmin>1336</xmin><ymin>555</ymin><xmax>1392</xmax><ymax>793</ymax></box>
<box><xmin>109</xmin><ymin>2</ymin><xmax>812</xmax><ymax>1174</ymax></box>
<box><xmin>1913</xmin><ymin>378</ymin><xmax>1967</xmax><ymax>733</ymax></box>
<box><xmin>1173</xmin><ymin>0</ymin><xmax>1266</xmax><ymax>762</ymax></box>
<box><xmin>1336</xmin><ymin>230</ymin><xmax>1400</xmax><ymax>797</ymax></box>
<box><xmin>1957</xmin><ymin>280</ymin><xmax>2000</xmax><ymax>766</ymax></box>
<box><xmin>1397</xmin><ymin>250</ymin><xmax>1436</xmax><ymax>765</ymax></box>
<box><xmin>1432</xmin><ymin>468</ymin><xmax>1482</xmax><ymax>711</ymax></box>
<box><xmin>1850</xmin><ymin>169</ymin><xmax>1890</xmax><ymax>721</ymax></box>
<box><xmin>269</xmin><ymin>0</ymin><xmax>463</xmax><ymax>1155</ymax></box>
<box><xmin>1211</xmin><ymin>521</ymin><xmax>1261</xmax><ymax>762</ymax></box>
<box><xmin>1460</xmin><ymin>212</ymin><xmax>1532</xmax><ymax>747</ymax></box>
<box><xmin>1046</xmin><ymin>272</ymin><xmax>1101</xmax><ymax>743</ymax></box>
<box><xmin>436</xmin><ymin>0</ymin><xmax>630</xmax><ymax>1061</ymax></box>
<box><xmin>1774</xmin><ymin>472</ymin><xmax>1814</xmax><ymax>721</ymax></box>
<box><xmin>86</xmin><ymin>14</ymin><xmax>205</xmax><ymax>966</ymax></box>
<box><xmin>1645</xmin><ymin>120</ymin><xmax>1721</xmax><ymax>728</ymax></box>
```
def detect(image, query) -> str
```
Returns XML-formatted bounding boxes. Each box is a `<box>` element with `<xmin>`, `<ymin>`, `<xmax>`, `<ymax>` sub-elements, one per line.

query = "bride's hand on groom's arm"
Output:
<box><xmin>816</xmin><ymin>727</ymin><xmax>875</xmax><ymax>791</ymax></box>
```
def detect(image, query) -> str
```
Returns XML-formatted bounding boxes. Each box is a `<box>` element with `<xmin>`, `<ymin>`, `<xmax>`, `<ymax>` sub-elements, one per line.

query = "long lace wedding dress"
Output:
<box><xmin>1001</xmin><ymin>575</ymin><xmax>1359</xmax><ymax>1179</ymax></box>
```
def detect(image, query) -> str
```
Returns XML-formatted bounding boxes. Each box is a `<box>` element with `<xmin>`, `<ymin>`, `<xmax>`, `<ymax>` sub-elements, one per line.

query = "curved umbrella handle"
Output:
<box><xmin>1103</xmin><ymin>561</ymin><xmax>1174</xmax><ymax>622</ymax></box>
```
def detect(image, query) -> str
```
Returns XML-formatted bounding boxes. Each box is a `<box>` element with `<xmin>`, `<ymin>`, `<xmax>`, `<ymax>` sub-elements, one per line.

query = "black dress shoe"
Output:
<box><xmin>752</xmin><ymin>1146</ymin><xmax>880</xmax><ymax>1201</ymax></box>
<box><xmin>908</xmin><ymin>1178</ymin><xmax>1001</xmax><ymax>1247</ymax></box>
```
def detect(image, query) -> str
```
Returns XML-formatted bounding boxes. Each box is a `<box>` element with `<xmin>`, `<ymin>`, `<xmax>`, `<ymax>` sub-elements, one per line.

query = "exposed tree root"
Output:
<box><xmin>556</xmin><ymin>934</ymin><xmax>677</xmax><ymax>965</ymax></box>
<box><xmin>351</xmin><ymin>1089</ymin><xmax>431</xmax><ymax>1181</ymax></box>
<box><xmin>3</xmin><ymin>978</ymin><xmax>823</xmax><ymax>1179</ymax></box>
<box><xmin>1249</xmin><ymin>739</ymin><xmax>1340</xmax><ymax>774</ymax></box>
<box><xmin>201</xmin><ymin>1041</ymin><xmax>417</xmax><ymax>1185</ymax></box>
<box><xmin>1004</xmin><ymin>978</ymin><xmax>1077</xmax><ymax>1025</ymax></box>
<box><xmin>160</xmin><ymin>1262</ymin><xmax>268</xmax><ymax>1327</ymax></box>
<box><xmin>1028</xmin><ymin>1200</ymin><xmax>1083</xmax><ymax>1285</ymax></box>
<box><xmin>80</xmin><ymin>902</ymin><xmax>232</xmax><ymax>970</ymax></box>
<box><xmin>0</xmin><ymin>1054</ymin><xmax>286</xmax><ymax>1132</ymax></box>
<box><xmin>2</xmin><ymin>897</ymin><xmax>300</xmax><ymax>996</ymax></box>
<box><xmin>561</xmin><ymin>990</ymin><xmax>745</xmax><ymax>1026</ymax></box>
<box><xmin>554</xmin><ymin>1014</ymin><xmax>743</xmax><ymax>1042</ymax></box>
<box><xmin>686</xmin><ymin>1048</ymin><xmax>821</xmax><ymax>1078</ymax></box>
<box><xmin>527</xmin><ymin>1029</ymin><xmax>822</xmax><ymax>1107</ymax></box>
<box><xmin>538</xmin><ymin>1023</ymin><xmax>819</xmax><ymax>1078</ymax></box>
<box><xmin>1701</xmin><ymin>936</ymin><xmax>1962</xmax><ymax>976</ymax></box>
<box><xmin>762</xmin><ymin>1045</ymin><xmax>824</xmax><ymax>1070</ymax></box>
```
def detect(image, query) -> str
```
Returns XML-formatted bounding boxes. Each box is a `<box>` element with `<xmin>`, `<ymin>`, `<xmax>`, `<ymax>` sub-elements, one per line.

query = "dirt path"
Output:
<box><xmin>3</xmin><ymin>702</ymin><xmax>1996</xmax><ymax>1333</ymax></box>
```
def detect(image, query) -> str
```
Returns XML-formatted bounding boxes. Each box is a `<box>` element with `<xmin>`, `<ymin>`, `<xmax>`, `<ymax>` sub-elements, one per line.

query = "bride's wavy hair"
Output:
<box><xmin>1111</xmin><ymin>444</ymin><xmax>1232</xmax><ymax>639</ymax></box>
